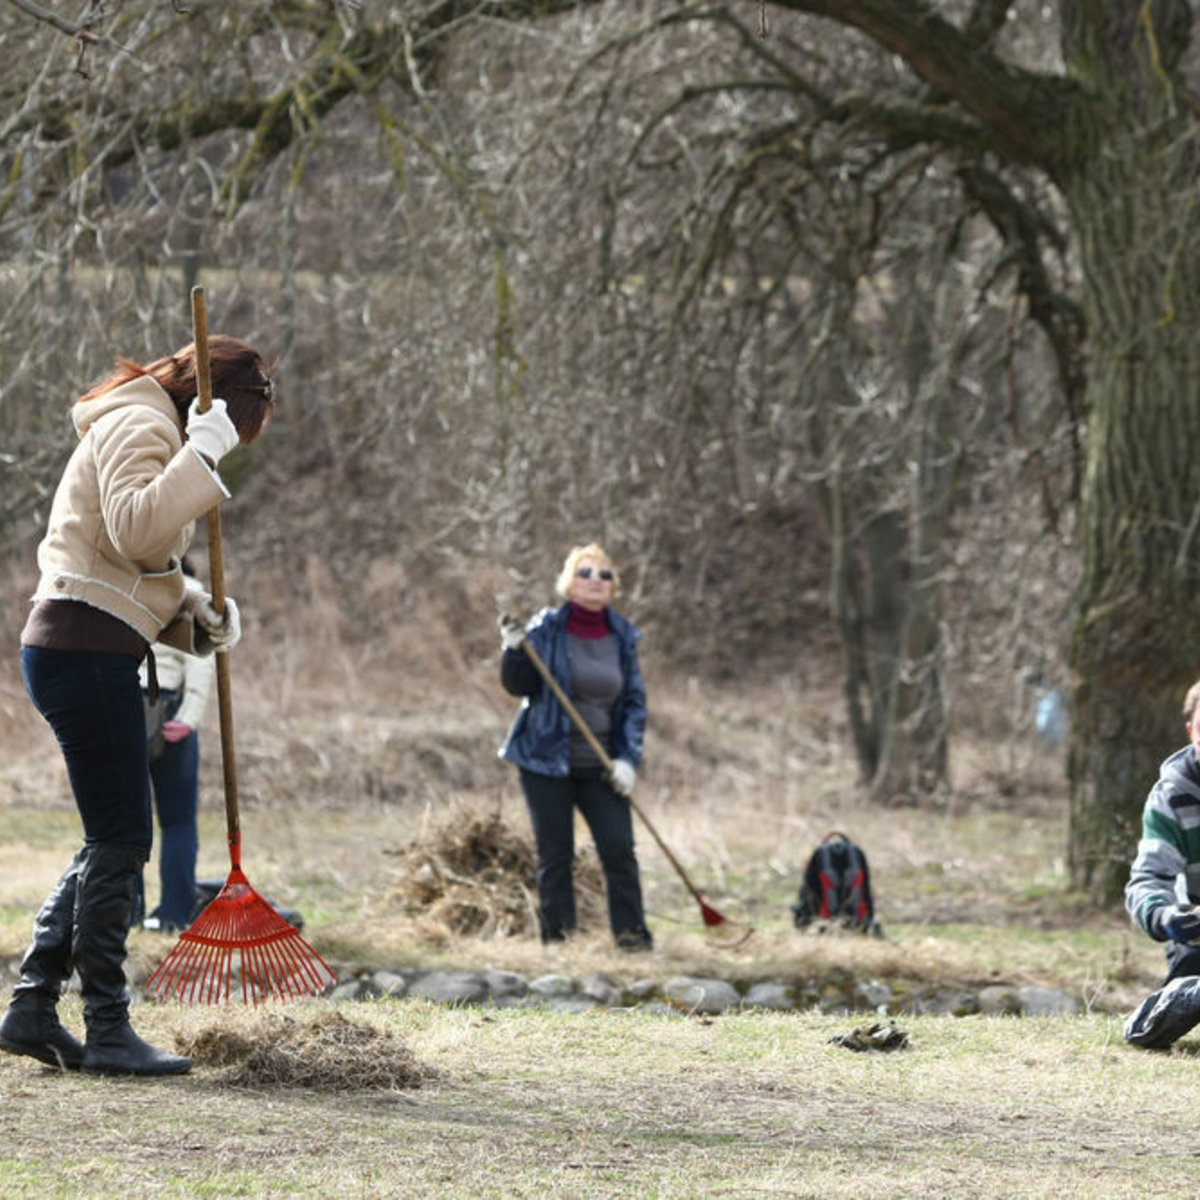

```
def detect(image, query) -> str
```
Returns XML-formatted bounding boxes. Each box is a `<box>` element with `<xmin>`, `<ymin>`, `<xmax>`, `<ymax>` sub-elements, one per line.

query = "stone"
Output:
<box><xmin>742</xmin><ymin>982</ymin><xmax>797</xmax><ymax>1011</ymax></box>
<box><xmin>1017</xmin><ymin>986</ymin><xmax>1078</xmax><ymax>1016</ymax></box>
<box><xmin>977</xmin><ymin>985</ymin><xmax>1021</xmax><ymax>1016</ymax></box>
<box><xmin>852</xmin><ymin>979</ymin><xmax>893</xmax><ymax>1012</ymax></box>
<box><xmin>373</xmin><ymin>970</ymin><xmax>409</xmax><ymax>998</ymax></box>
<box><xmin>907</xmin><ymin>989</ymin><xmax>980</xmax><ymax>1017</ymax></box>
<box><xmin>407</xmin><ymin>970</ymin><xmax>490</xmax><ymax>1006</ymax></box>
<box><xmin>330</xmin><ymin>978</ymin><xmax>370</xmax><ymax>1002</ymax></box>
<box><xmin>663</xmin><ymin>975</ymin><xmax>741</xmax><ymax>1014</ymax></box>
<box><xmin>484</xmin><ymin>970</ymin><xmax>528</xmax><ymax>999</ymax></box>
<box><xmin>529</xmin><ymin>973</ymin><xmax>576</xmax><ymax>998</ymax></box>
<box><xmin>577</xmin><ymin>973</ymin><xmax>622</xmax><ymax>1006</ymax></box>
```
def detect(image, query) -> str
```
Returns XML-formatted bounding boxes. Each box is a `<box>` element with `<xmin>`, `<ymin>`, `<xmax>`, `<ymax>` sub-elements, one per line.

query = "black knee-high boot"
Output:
<box><xmin>74</xmin><ymin>843</ymin><xmax>190</xmax><ymax>1077</ymax></box>
<box><xmin>0</xmin><ymin>852</ymin><xmax>85</xmax><ymax>1069</ymax></box>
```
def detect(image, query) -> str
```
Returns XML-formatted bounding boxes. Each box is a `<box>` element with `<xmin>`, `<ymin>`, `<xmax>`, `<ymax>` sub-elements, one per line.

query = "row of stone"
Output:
<box><xmin>325</xmin><ymin>966</ymin><xmax>1082</xmax><ymax>1018</ymax></box>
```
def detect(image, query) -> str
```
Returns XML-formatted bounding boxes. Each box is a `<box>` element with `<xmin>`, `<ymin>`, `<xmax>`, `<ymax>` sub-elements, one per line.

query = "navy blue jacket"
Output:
<box><xmin>498</xmin><ymin>603</ymin><xmax>646</xmax><ymax>778</ymax></box>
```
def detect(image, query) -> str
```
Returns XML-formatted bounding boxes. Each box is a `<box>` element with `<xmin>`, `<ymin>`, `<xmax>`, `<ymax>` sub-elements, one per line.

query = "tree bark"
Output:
<box><xmin>1064</xmin><ymin>145</ymin><xmax>1200</xmax><ymax>899</ymax></box>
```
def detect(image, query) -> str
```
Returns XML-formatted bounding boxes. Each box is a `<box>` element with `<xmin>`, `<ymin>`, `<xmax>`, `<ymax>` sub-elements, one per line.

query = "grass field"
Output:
<box><xmin>0</xmin><ymin>637</ymin><xmax>1182</xmax><ymax>1197</ymax></box>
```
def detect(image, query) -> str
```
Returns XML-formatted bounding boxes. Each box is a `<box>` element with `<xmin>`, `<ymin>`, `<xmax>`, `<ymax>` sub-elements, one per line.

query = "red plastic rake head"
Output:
<box><xmin>145</xmin><ymin>868</ymin><xmax>336</xmax><ymax>1006</ymax></box>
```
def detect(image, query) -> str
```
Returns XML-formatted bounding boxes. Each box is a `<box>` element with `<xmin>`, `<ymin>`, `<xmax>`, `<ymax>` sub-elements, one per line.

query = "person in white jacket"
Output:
<box><xmin>138</xmin><ymin>571</ymin><xmax>216</xmax><ymax>934</ymax></box>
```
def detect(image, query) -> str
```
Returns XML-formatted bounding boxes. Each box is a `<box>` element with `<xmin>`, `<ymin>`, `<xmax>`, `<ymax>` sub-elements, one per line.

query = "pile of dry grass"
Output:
<box><xmin>178</xmin><ymin>1009</ymin><xmax>431</xmax><ymax>1091</ymax></box>
<box><xmin>389</xmin><ymin>805</ymin><xmax>606</xmax><ymax>941</ymax></box>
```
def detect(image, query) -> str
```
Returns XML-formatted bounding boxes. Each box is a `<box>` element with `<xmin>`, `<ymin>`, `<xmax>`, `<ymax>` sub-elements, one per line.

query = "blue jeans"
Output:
<box><xmin>21</xmin><ymin>646</ymin><xmax>153</xmax><ymax>850</ymax></box>
<box><xmin>146</xmin><ymin>729</ymin><xmax>200</xmax><ymax>927</ymax></box>
<box><xmin>519</xmin><ymin>768</ymin><xmax>649</xmax><ymax>943</ymax></box>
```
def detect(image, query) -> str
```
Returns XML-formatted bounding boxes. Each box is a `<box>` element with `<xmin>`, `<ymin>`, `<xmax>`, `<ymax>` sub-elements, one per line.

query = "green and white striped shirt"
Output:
<box><xmin>1126</xmin><ymin>746</ymin><xmax>1200</xmax><ymax>941</ymax></box>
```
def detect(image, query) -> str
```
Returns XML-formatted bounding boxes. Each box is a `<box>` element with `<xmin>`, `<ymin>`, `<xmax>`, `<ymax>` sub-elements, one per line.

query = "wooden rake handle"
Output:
<box><xmin>191</xmin><ymin>285</ymin><xmax>241</xmax><ymax>868</ymax></box>
<box><xmin>515</xmin><ymin>632</ymin><xmax>709</xmax><ymax>906</ymax></box>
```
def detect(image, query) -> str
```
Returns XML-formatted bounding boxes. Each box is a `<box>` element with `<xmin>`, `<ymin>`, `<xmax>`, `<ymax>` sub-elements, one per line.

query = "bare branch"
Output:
<box><xmin>4</xmin><ymin>0</ymin><xmax>129</xmax><ymax>53</ymax></box>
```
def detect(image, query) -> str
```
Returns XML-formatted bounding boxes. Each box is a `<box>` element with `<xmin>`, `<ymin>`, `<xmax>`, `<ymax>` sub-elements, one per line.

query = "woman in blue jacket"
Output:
<box><xmin>499</xmin><ymin>542</ymin><xmax>652</xmax><ymax>950</ymax></box>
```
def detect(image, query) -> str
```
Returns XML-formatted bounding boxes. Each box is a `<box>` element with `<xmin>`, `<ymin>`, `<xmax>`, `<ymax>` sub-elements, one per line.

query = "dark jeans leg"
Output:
<box><xmin>519</xmin><ymin>770</ymin><xmax>577</xmax><ymax>940</ymax></box>
<box><xmin>148</xmin><ymin>732</ymin><xmax>200</xmax><ymax>927</ymax></box>
<box><xmin>575</xmin><ymin>774</ymin><xmax>650</xmax><ymax>944</ymax></box>
<box><xmin>21</xmin><ymin>647</ymin><xmax>153</xmax><ymax>850</ymax></box>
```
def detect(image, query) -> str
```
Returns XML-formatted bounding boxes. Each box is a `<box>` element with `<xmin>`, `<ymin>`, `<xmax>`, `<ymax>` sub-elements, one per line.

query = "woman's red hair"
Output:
<box><xmin>81</xmin><ymin>335</ymin><xmax>275</xmax><ymax>443</ymax></box>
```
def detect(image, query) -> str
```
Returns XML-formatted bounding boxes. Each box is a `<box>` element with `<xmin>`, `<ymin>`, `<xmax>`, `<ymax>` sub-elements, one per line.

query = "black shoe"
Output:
<box><xmin>1</xmin><ymin>852</ymin><xmax>85</xmax><ymax>1068</ymax></box>
<box><xmin>82</xmin><ymin>1022</ymin><xmax>190</xmax><ymax>1077</ymax></box>
<box><xmin>615</xmin><ymin>929</ymin><xmax>654</xmax><ymax>952</ymax></box>
<box><xmin>74</xmin><ymin>843</ymin><xmax>191</xmax><ymax>1078</ymax></box>
<box><xmin>0</xmin><ymin>998</ymin><xmax>84</xmax><ymax>1070</ymax></box>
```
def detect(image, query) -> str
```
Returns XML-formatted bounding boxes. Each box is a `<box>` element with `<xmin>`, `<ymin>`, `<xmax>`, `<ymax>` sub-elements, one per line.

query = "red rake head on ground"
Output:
<box><xmin>145</xmin><ymin>868</ymin><xmax>336</xmax><ymax>1006</ymax></box>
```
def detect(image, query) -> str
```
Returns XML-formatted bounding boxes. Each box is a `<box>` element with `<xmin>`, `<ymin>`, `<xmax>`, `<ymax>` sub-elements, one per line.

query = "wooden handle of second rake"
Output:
<box><xmin>191</xmin><ymin>286</ymin><xmax>241</xmax><ymax>861</ymax></box>
<box><xmin>515</xmin><ymin>632</ymin><xmax>707</xmax><ymax>903</ymax></box>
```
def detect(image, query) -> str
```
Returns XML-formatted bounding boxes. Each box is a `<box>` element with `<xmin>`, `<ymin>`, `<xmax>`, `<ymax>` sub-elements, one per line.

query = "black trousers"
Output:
<box><xmin>519</xmin><ymin>768</ymin><xmax>650</xmax><ymax>944</ymax></box>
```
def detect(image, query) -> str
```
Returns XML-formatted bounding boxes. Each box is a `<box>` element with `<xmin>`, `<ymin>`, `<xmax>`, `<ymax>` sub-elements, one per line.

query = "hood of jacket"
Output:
<box><xmin>73</xmin><ymin>375</ymin><xmax>183</xmax><ymax>439</ymax></box>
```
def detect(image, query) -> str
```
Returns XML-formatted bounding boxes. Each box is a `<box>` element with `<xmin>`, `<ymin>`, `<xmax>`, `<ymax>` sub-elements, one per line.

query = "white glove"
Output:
<box><xmin>194</xmin><ymin>594</ymin><xmax>241</xmax><ymax>652</ymax></box>
<box><xmin>499</xmin><ymin>614</ymin><xmax>525</xmax><ymax>651</ymax></box>
<box><xmin>610</xmin><ymin>758</ymin><xmax>636</xmax><ymax>796</ymax></box>
<box><xmin>186</xmin><ymin>397</ymin><xmax>239</xmax><ymax>465</ymax></box>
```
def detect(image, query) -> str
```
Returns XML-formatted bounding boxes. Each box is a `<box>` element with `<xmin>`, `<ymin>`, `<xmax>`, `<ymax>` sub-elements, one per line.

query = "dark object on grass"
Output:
<box><xmin>829</xmin><ymin>1021</ymin><xmax>910</xmax><ymax>1052</ymax></box>
<box><xmin>793</xmin><ymin>831</ymin><xmax>882</xmax><ymax>936</ymax></box>
<box><xmin>1124</xmin><ymin>976</ymin><xmax>1200</xmax><ymax>1050</ymax></box>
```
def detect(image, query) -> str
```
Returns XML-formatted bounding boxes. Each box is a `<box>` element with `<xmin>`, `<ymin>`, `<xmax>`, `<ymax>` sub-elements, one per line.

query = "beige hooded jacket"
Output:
<box><xmin>31</xmin><ymin>375</ymin><xmax>229</xmax><ymax>647</ymax></box>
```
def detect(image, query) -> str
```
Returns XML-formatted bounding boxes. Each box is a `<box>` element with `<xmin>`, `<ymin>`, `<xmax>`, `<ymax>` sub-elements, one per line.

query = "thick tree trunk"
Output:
<box><xmin>1066</xmin><ymin>114</ymin><xmax>1200</xmax><ymax>901</ymax></box>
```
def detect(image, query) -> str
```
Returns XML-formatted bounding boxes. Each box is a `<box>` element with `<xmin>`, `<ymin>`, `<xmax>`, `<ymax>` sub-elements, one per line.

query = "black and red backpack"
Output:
<box><xmin>792</xmin><ymin>831</ymin><xmax>880</xmax><ymax>935</ymax></box>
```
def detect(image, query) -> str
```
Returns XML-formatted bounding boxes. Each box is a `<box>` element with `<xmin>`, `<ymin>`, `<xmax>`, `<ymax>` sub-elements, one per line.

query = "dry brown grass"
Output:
<box><xmin>387</xmin><ymin>802</ymin><xmax>607</xmax><ymax>943</ymax></box>
<box><xmin>176</xmin><ymin>1008</ymin><xmax>432</xmax><ymax>1091</ymax></box>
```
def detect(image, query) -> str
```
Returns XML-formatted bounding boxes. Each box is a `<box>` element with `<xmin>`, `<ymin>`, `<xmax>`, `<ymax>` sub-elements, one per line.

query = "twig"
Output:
<box><xmin>5</xmin><ymin>0</ymin><xmax>131</xmax><ymax>55</ymax></box>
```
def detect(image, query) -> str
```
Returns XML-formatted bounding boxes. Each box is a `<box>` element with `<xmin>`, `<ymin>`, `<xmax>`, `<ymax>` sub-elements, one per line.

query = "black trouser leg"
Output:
<box><xmin>520</xmin><ymin>770</ymin><xmax>578</xmax><ymax>941</ymax></box>
<box><xmin>0</xmin><ymin>852</ymin><xmax>86</xmax><ymax>1069</ymax></box>
<box><xmin>74</xmin><ymin>843</ymin><xmax>190</xmax><ymax>1076</ymax></box>
<box><xmin>575</xmin><ymin>775</ymin><xmax>652</xmax><ymax>948</ymax></box>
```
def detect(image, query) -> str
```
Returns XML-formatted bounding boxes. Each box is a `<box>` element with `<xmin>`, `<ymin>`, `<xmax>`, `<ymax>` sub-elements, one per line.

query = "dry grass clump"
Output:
<box><xmin>177</xmin><ymin>1009</ymin><xmax>432</xmax><ymax>1091</ymax></box>
<box><xmin>389</xmin><ymin>805</ymin><xmax>607</xmax><ymax>942</ymax></box>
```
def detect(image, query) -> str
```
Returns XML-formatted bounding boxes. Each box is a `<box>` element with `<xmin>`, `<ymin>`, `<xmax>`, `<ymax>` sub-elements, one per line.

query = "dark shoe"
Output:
<box><xmin>0</xmin><ymin>997</ymin><xmax>84</xmax><ymax>1070</ymax></box>
<box><xmin>74</xmin><ymin>843</ymin><xmax>191</xmax><ymax>1078</ymax></box>
<box><xmin>615</xmin><ymin>928</ymin><xmax>654</xmax><ymax>952</ymax></box>
<box><xmin>1</xmin><ymin>852</ymin><xmax>85</xmax><ymax>1068</ymax></box>
<box><xmin>81</xmin><ymin>1022</ymin><xmax>190</xmax><ymax>1077</ymax></box>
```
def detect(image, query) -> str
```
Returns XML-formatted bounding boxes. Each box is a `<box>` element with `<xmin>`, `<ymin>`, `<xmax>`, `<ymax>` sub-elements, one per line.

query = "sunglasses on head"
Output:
<box><xmin>576</xmin><ymin>567</ymin><xmax>614</xmax><ymax>581</ymax></box>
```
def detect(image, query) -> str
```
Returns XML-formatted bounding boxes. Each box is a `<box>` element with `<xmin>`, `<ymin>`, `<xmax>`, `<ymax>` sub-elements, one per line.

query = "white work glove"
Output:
<box><xmin>194</xmin><ymin>594</ymin><xmax>241</xmax><ymax>653</ymax></box>
<box><xmin>186</xmin><ymin>397</ymin><xmax>240</xmax><ymax>466</ymax></box>
<box><xmin>499</xmin><ymin>614</ymin><xmax>525</xmax><ymax>651</ymax></box>
<box><xmin>609</xmin><ymin>758</ymin><xmax>636</xmax><ymax>797</ymax></box>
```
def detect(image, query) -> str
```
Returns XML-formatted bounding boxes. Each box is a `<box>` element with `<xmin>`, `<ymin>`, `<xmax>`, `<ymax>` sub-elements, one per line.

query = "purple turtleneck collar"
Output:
<box><xmin>566</xmin><ymin>602</ymin><xmax>610</xmax><ymax>640</ymax></box>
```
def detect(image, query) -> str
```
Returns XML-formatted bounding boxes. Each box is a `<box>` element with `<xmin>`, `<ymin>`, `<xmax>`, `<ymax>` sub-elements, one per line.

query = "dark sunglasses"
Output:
<box><xmin>576</xmin><ymin>567</ymin><xmax>614</xmax><ymax>581</ymax></box>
